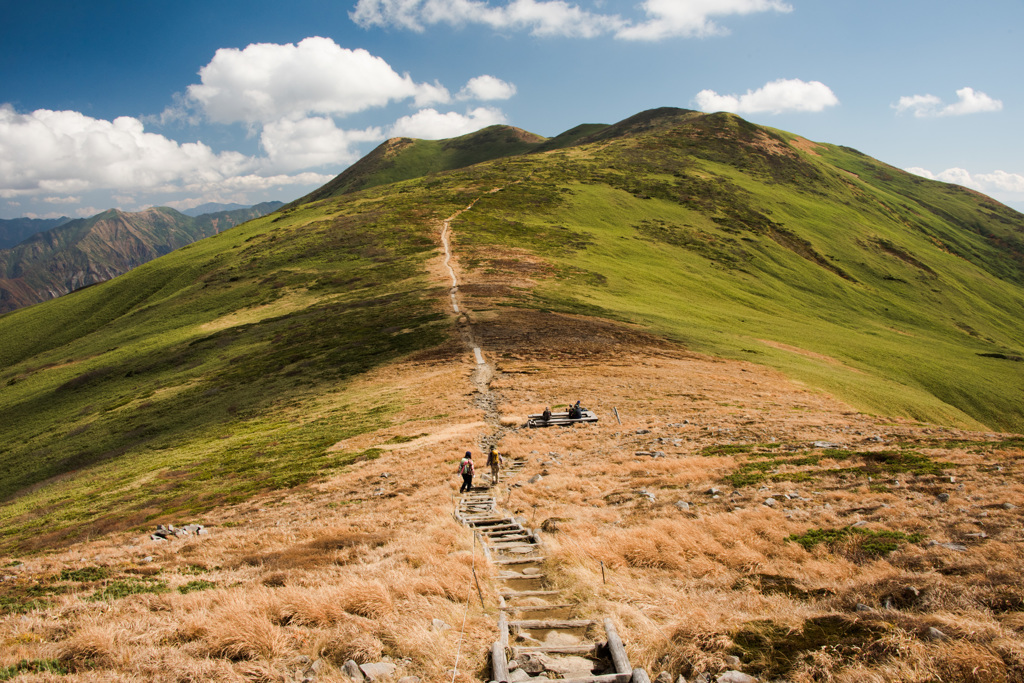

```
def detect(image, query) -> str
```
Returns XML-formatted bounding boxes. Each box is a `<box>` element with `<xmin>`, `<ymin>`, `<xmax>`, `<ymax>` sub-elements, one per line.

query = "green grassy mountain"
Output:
<box><xmin>1</xmin><ymin>107</ymin><xmax>1022</xmax><ymax>552</ymax></box>
<box><xmin>293</xmin><ymin>124</ymin><xmax>548</xmax><ymax>204</ymax></box>
<box><xmin>0</xmin><ymin>202</ymin><xmax>283</xmax><ymax>313</ymax></box>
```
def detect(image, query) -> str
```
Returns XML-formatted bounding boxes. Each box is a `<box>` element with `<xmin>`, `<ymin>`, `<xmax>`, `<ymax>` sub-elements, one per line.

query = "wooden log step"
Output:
<box><xmin>482</xmin><ymin>529</ymin><xmax>528</xmax><ymax>538</ymax></box>
<box><xmin>498</xmin><ymin>572</ymin><xmax>545</xmax><ymax>580</ymax></box>
<box><xmin>508</xmin><ymin>619</ymin><xmax>598</xmax><ymax>629</ymax></box>
<box><xmin>535</xmin><ymin>675</ymin><xmax>630</xmax><ymax>683</ymax></box>
<box><xmin>484</xmin><ymin>532</ymin><xmax>528</xmax><ymax>540</ymax></box>
<box><xmin>511</xmin><ymin>644</ymin><xmax>600</xmax><ymax>656</ymax></box>
<box><xmin>500</xmin><ymin>603</ymin><xmax>573</xmax><ymax>611</ymax></box>
<box><xmin>501</xmin><ymin>590</ymin><xmax>561</xmax><ymax>597</ymax></box>
<box><xmin>493</xmin><ymin>557</ymin><xmax>547</xmax><ymax>565</ymax></box>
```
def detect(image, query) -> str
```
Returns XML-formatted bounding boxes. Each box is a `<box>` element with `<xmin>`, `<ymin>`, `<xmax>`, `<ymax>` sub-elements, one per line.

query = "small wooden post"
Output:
<box><xmin>604</xmin><ymin>617</ymin><xmax>632</xmax><ymax>674</ymax></box>
<box><xmin>491</xmin><ymin>641</ymin><xmax>510</xmax><ymax>683</ymax></box>
<box><xmin>631</xmin><ymin>667</ymin><xmax>652</xmax><ymax>683</ymax></box>
<box><xmin>600</xmin><ymin>560</ymin><xmax>606</xmax><ymax>585</ymax></box>
<box><xmin>497</xmin><ymin>611</ymin><xmax>509</xmax><ymax>649</ymax></box>
<box><xmin>472</xmin><ymin>564</ymin><xmax>486</xmax><ymax>609</ymax></box>
<box><xmin>613</xmin><ymin>407</ymin><xmax>621</xmax><ymax>425</ymax></box>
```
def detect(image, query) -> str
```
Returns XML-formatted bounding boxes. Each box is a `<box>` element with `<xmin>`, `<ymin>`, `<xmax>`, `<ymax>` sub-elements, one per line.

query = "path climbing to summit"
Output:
<box><xmin>439</xmin><ymin>194</ymin><xmax>652</xmax><ymax>683</ymax></box>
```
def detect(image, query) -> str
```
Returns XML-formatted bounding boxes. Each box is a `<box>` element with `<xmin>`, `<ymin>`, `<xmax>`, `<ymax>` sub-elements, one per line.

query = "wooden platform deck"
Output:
<box><xmin>527</xmin><ymin>409</ymin><xmax>599</xmax><ymax>428</ymax></box>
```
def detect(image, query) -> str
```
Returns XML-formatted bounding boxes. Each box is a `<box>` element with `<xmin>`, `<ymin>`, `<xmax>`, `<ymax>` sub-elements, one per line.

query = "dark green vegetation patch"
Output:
<box><xmin>0</xmin><ymin>659</ymin><xmax>69</xmax><ymax>680</ymax></box>
<box><xmin>787</xmin><ymin>526</ymin><xmax>925</xmax><ymax>558</ymax></box>
<box><xmin>731</xmin><ymin>616</ymin><xmax>891</xmax><ymax>679</ymax></box>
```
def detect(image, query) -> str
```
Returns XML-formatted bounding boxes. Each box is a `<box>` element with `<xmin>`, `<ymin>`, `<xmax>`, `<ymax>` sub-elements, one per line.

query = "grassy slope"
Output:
<box><xmin>2</xmin><ymin>107</ymin><xmax>1022</xmax><ymax>552</ymax></box>
<box><xmin>450</xmin><ymin>112</ymin><xmax>1024</xmax><ymax>431</ymax></box>
<box><xmin>0</xmin><ymin>183</ymin><xmax>473</xmax><ymax>551</ymax></box>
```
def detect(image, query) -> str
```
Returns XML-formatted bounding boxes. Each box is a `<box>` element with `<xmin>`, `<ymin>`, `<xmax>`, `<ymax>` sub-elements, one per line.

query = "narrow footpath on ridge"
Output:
<box><xmin>439</xmin><ymin>195</ymin><xmax>652</xmax><ymax>683</ymax></box>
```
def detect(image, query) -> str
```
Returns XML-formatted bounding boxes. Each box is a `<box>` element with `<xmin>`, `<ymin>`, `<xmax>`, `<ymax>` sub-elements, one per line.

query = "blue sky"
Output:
<box><xmin>1</xmin><ymin>0</ymin><xmax>1022</xmax><ymax>219</ymax></box>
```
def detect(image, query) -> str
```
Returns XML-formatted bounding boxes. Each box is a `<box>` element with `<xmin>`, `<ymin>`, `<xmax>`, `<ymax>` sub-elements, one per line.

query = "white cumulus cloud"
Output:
<box><xmin>894</xmin><ymin>87</ymin><xmax>1003</xmax><ymax>118</ymax></box>
<box><xmin>618</xmin><ymin>0</ymin><xmax>792</xmax><ymax>40</ymax></box>
<box><xmin>388</xmin><ymin>107</ymin><xmax>508</xmax><ymax>139</ymax></box>
<box><xmin>350</xmin><ymin>0</ymin><xmax>788</xmax><ymax>39</ymax></box>
<box><xmin>695</xmin><ymin>78</ymin><xmax>838</xmax><ymax>114</ymax></box>
<box><xmin>906</xmin><ymin>166</ymin><xmax>1024</xmax><ymax>206</ymax></box>
<box><xmin>0</xmin><ymin>104</ymin><xmax>255</xmax><ymax>199</ymax></box>
<box><xmin>187</xmin><ymin>36</ymin><xmax>438</xmax><ymax>124</ymax></box>
<box><xmin>260</xmin><ymin>117</ymin><xmax>384</xmax><ymax>172</ymax></box>
<box><xmin>458</xmin><ymin>75</ymin><xmax>517</xmax><ymax>100</ymax></box>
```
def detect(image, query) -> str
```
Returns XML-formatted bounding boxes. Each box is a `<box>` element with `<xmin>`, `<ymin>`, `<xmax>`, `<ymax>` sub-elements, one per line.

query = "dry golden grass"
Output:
<box><xmin>1</xmin><ymin>325</ymin><xmax>1023</xmax><ymax>681</ymax></box>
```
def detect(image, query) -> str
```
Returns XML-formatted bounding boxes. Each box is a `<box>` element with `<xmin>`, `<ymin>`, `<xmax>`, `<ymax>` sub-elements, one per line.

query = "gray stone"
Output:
<box><xmin>813</xmin><ymin>441</ymin><xmax>841</xmax><ymax>448</ymax></box>
<box><xmin>508</xmin><ymin>668</ymin><xmax>532</xmax><ymax>682</ymax></box>
<box><xmin>925</xmin><ymin>626</ymin><xmax>949</xmax><ymax>641</ymax></box>
<box><xmin>938</xmin><ymin>542</ymin><xmax>968</xmax><ymax>552</ymax></box>
<box><xmin>397</xmin><ymin>678</ymin><xmax>420</xmax><ymax>683</ymax></box>
<box><xmin>763</xmin><ymin>498</ymin><xmax>777</xmax><ymax>507</ymax></box>
<box><xmin>528</xmin><ymin>475</ymin><xmax>543</xmax><ymax>484</ymax></box>
<box><xmin>431</xmin><ymin>618</ymin><xmax>451</xmax><ymax>631</ymax></box>
<box><xmin>717</xmin><ymin>672</ymin><xmax>757</xmax><ymax>683</ymax></box>
<box><xmin>706</xmin><ymin>487</ymin><xmax>721</xmax><ymax>496</ymax></box>
<box><xmin>936</xmin><ymin>493</ymin><xmax>950</xmax><ymax>503</ymax></box>
<box><xmin>655</xmin><ymin>673</ymin><xmax>674</xmax><ymax>683</ymax></box>
<box><xmin>724</xmin><ymin>655</ymin><xmax>742</xmax><ymax>668</ymax></box>
<box><xmin>519</xmin><ymin>655</ymin><xmax>547</xmax><ymax>674</ymax></box>
<box><xmin>674</xmin><ymin>501</ymin><xmax>690</xmax><ymax>511</ymax></box>
<box><xmin>855</xmin><ymin>603</ymin><xmax>873</xmax><ymax>612</ymax></box>
<box><xmin>360</xmin><ymin>662</ymin><xmax>396</xmax><ymax>681</ymax></box>
<box><xmin>636</xmin><ymin>429</ymin><xmax>651</xmax><ymax>434</ymax></box>
<box><xmin>676</xmin><ymin>676</ymin><xmax>689</xmax><ymax>683</ymax></box>
<box><xmin>1002</xmin><ymin>502</ymin><xmax>1017</xmax><ymax>510</ymax></box>
<box><xmin>142</xmin><ymin>556</ymin><xmax>154</xmax><ymax>562</ymax></box>
<box><xmin>342</xmin><ymin>660</ymin><xmax>365</xmax><ymax>682</ymax></box>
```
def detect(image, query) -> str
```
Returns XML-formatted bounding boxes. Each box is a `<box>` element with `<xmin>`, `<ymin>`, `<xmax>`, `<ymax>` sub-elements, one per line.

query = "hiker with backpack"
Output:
<box><xmin>457</xmin><ymin>451</ymin><xmax>475</xmax><ymax>493</ymax></box>
<box><xmin>486</xmin><ymin>445</ymin><xmax>502</xmax><ymax>487</ymax></box>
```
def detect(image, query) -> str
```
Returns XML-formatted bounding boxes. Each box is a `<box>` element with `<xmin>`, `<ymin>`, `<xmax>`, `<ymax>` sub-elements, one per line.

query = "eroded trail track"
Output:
<box><xmin>440</xmin><ymin>196</ymin><xmax>651</xmax><ymax>683</ymax></box>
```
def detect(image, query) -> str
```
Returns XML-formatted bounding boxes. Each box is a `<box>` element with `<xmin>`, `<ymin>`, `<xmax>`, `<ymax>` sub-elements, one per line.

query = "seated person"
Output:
<box><xmin>542</xmin><ymin>407</ymin><xmax>552</xmax><ymax>421</ymax></box>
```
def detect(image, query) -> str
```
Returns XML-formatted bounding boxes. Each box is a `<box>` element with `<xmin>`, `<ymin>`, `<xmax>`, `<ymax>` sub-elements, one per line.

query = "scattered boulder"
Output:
<box><xmin>718</xmin><ymin>672</ymin><xmax>757</xmax><ymax>683</ymax></box>
<box><xmin>924</xmin><ymin>626</ymin><xmax>949</xmax><ymax>641</ymax></box>
<box><xmin>813</xmin><ymin>441</ymin><xmax>841</xmax><ymax>449</ymax></box>
<box><xmin>359</xmin><ymin>662</ymin><xmax>396</xmax><ymax>681</ymax></box>
<box><xmin>763</xmin><ymin>498</ymin><xmax>777</xmax><ymax>508</ymax></box>
<box><xmin>508</xmin><ymin>669</ymin><xmax>532</xmax><ymax>682</ymax></box>
<box><xmin>674</xmin><ymin>501</ymin><xmax>691</xmax><ymax>512</ymax></box>
<box><xmin>655</xmin><ymin>672</ymin><xmax>674</xmax><ymax>683</ymax></box>
<box><xmin>342</xmin><ymin>660</ymin><xmax>364</xmax><ymax>681</ymax></box>
<box><xmin>936</xmin><ymin>493</ymin><xmax>950</xmax><ymax>503</ymax></box>
<box><xmin>431</xmin><ymin>618</ymin><xmax>451</xmax><ymax>631</ymax></box>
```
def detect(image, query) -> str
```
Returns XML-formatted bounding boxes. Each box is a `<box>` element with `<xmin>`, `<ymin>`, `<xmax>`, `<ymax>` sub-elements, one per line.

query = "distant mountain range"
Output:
<box><xmin>182</xmin><ymin>202</ymin><xmax>253</xmax><ymax>217</ymax></box>
<box><xmin>0</xmin><ymin>216</ymin><xmax>73</xmax><ymax>249</ymax></box>
<box><xmin>0</xmin><ymin>202</ymin><xmax>282</xmax><ymax>313</ymax></box>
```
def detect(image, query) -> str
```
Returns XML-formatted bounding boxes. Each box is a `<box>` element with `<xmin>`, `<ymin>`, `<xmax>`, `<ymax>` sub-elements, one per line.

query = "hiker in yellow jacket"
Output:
<box><xmin>486</xmin><ymin>445</ymin><xmax>502</xmax><ymax>487</ymax></box>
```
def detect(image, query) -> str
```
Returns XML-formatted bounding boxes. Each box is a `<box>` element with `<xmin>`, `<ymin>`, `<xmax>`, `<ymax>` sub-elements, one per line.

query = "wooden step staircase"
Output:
<box><xmin>455</xmin><ymin>460</ymin><xmax>651</xmax><ymax>683</ymax></box>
